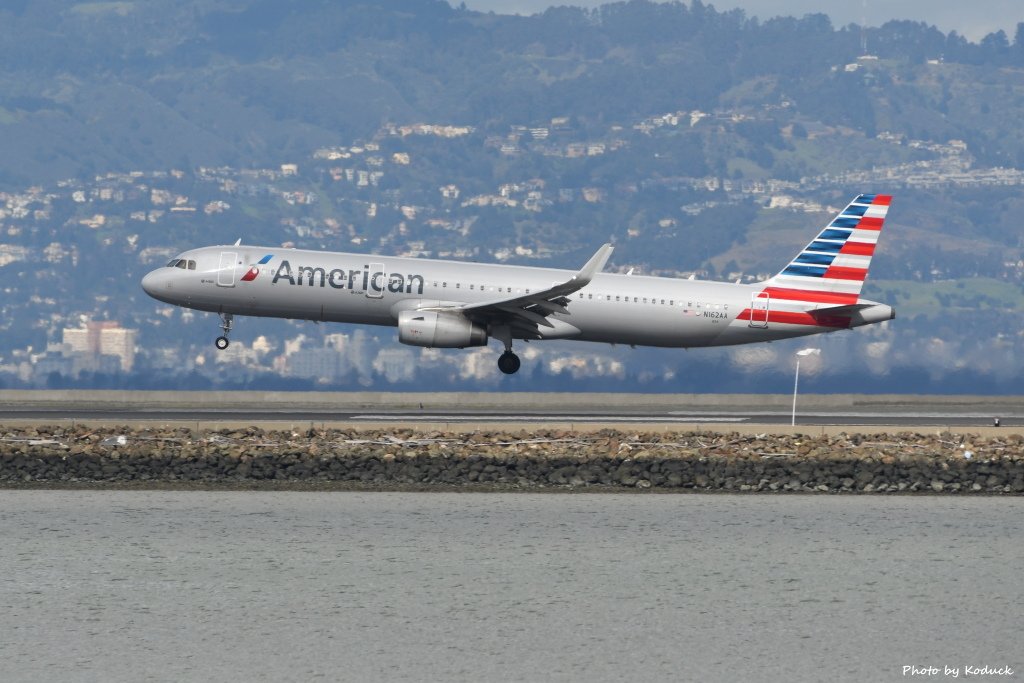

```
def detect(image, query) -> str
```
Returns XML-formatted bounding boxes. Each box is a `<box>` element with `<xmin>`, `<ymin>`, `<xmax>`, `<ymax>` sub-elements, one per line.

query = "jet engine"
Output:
<box><xmin>398</xmin><ymin>310</ymin><xmax>488</xmax><ymax>348</ymax></box>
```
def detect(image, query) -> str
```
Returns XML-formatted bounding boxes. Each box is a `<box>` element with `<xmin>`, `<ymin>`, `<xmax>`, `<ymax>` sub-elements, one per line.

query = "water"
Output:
<box><xmin>0</xmin><ymin>492</ymin><xmax>1020</xmax><ymax>682</ymax></box>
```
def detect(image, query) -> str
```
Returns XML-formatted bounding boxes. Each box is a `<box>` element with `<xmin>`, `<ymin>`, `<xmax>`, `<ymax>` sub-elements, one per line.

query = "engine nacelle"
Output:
<box><xmin>398</xmin><ymin>310</ymin><xmax>488</xmax><ymax>348</ymax></box>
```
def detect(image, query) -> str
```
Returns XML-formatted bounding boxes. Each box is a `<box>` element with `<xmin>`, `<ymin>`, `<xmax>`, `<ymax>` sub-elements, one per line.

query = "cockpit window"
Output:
<box><xmin>165</xmin><ymin>258</ymin><xmax>196</xmax><ymax>269</ymax></box>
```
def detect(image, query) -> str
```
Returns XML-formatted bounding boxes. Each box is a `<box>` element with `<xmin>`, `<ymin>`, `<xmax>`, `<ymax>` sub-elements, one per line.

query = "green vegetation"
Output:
<box><xmin>0</xmin><ymin>1</ymin><xmax>1022</xmax><ymax>187</ymax></box>
<box><xmin>865</xmin><ymin>279</ymin><xmax>1024</xmax><ymax>317</ymax></box>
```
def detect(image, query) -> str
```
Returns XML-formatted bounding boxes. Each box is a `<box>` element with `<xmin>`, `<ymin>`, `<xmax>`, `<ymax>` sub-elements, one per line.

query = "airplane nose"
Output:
<box><xmin>141</xmin><ymin>270</ymin><xmax>156</xmax><ymax>296</ymax></box>
<box><xmin>141</xmin><ymin>269</ymin><xmax>165</xmax><ymax>298</ymax></box>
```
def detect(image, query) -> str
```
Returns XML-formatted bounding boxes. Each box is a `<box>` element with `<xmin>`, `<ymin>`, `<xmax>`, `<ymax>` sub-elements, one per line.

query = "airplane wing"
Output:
<box><xmin>426</xmin><ymin>243</ymin><xmax>613</xmax><ymax>338</ymax></box>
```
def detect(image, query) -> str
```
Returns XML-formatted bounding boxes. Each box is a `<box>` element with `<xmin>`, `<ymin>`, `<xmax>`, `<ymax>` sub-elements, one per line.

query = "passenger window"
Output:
<box><xmin>470</xmin><ymin>284</ymin><xmax>474</xmax><ymax>290</ymax></box>
<box><xmin>616</xmin><ymin>296</ymin><xmax>620</xmax><ymax>302</ymax></box>
<box><xmin>443</xmin><ymin>282</ymin><xmax>447</xmax><ymax>287</ymax></box>
<box><xmin>588</xmin><ymin>294</ymin><xmax>592</xmax><ymax>299</ymax></box>
<box><xmin>633</xmin><ymin>297</ymin><xmax>638</xmax><ymax>303</ymax></box>
<box><xmin>661</xmin><ymin>299</ymin><xmax>665</xmax><ymax>305</ymax></box>
<box><xmin>456</xmin><ymin>283</ymin><xmax>460</xmax><ymax>289</ymax></box>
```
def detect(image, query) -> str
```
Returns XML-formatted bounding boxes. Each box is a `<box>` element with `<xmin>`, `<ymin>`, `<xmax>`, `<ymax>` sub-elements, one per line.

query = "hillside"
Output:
<box><xmin>3</xmin><ymin>0</ymin><xmax>1024</xmax><ymax>392</ymax></box>
<box><xmin>2</xmin><ymin>1</ymin><xmax>1024</xmax><ymax>185</ymax></box>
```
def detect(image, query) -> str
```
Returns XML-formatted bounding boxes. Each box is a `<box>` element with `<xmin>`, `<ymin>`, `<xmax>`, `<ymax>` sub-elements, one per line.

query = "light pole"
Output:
<box><xmin>792</xmin><ymin>348</ymin><xmax>821</xmax><ymax>426</ymax></box>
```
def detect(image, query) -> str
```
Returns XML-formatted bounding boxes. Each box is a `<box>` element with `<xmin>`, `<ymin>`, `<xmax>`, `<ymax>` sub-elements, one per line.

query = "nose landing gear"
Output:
<box><xmin>215</xmin><ymin>312</ymin><xmax>233</xmax><ymax>350</ymax></box>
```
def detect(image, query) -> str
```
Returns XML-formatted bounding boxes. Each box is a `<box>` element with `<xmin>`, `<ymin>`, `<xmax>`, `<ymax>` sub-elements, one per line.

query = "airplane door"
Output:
<box><xmin>366</xmin><ymin>262</ymin><xmax>385</xmax><ymax>299</ymax></box>
<box><xmin>749</xmin><ymin>291</ymin><xmax>769</xmax><ymax>328</ymax></box>
<box><xmin>217</xmin><ymin>251</ymin><xmax>238</xmax><ymax>287</ymax></box>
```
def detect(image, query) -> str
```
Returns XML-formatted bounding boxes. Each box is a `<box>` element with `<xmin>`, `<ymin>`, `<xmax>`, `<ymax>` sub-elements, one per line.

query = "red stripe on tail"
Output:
<box><xmin>823</xmin><ymin>266</ymin><xmax>867</xmax><ymax>281</ymax></box>
<box><xmin>839</xmin><ymin>241</ymin><xmax>876</xmax><ymax>256</ymax></box>
<box><xmin>761</xmin><ymin>287</ymin><xmax>859</xmax><ymax>305</ymax></box>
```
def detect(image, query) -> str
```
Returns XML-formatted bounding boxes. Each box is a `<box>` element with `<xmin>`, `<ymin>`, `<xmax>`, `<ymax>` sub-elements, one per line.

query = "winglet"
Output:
<box><xmin>574</xmin><ymin>243</ymin><xmax>613</xmax><ymax>286</ymax></box>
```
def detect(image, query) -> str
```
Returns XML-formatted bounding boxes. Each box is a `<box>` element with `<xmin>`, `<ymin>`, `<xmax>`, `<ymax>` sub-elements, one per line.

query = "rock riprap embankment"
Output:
<box><xmin>2</xmin><ymin>425</ymin><xmax>1023</xmax><ymax>492</ymax></box>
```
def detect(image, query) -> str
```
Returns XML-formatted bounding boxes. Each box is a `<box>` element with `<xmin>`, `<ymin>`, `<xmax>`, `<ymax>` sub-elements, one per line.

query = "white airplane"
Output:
<box><xmin>141</xmin><ymin>194</ymin><xmax>894</xmax><ymax>374</ymax></box>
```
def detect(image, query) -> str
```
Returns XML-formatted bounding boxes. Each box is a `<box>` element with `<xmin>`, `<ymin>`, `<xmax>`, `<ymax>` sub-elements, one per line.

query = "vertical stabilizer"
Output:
<box><xmin>762</xmin><ymin>194</ymin><xmax>891</xmax><ymax>306</ymax></box>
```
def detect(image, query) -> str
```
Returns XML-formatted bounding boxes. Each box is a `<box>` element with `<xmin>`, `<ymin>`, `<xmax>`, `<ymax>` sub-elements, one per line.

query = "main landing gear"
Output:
<box><xmin>492</xmin><ymin>324</ymin><xmax>521</xmax><ymax>375</ymax></box>
<box><xmin>215</xmin><ymin>312</ymin><xmax>233</xmax><ymax>350</ymax></box>
<box><xmin>498</xmin><ymin>350</ymin><xmax>521</xmax><ymax>375</ymax></box>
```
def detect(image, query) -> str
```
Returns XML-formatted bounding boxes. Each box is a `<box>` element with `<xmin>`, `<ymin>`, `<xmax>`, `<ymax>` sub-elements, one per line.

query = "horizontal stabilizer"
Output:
<box><xmin>808</xmin><ymin>303</ymin><xmax>870</xmax><ymax>317</ymax></box>
<box><xmin>808</xmin><ymin>301</ymin><xmax>894</xmax><ymax>326</ymax></box>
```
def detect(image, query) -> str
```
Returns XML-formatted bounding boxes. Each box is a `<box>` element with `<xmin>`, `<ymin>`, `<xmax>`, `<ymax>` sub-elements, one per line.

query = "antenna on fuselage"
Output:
<box><xmin>233</xmin><ymin>238</ymin><xmax>241</xmax><ymax>246</ymax></box>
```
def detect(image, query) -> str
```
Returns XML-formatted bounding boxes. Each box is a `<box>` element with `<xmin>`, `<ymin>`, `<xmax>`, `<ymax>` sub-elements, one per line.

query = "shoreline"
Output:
<box><xmin>4</xmin><ymin>424</ymin><xmax>1022</xmax><ymax>494</ymax></box>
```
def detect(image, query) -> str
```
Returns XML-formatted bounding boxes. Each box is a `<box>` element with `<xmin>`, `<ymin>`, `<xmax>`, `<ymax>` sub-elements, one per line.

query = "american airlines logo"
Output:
<box><xmin>240</xmin><ymin>254</ymin><xmax>274</xmax><ymax>281</ymax></box>
<box><xmin>270</xmin><ymin>259</ymin><xmax>425</xmax><ymax>295</ymax></box>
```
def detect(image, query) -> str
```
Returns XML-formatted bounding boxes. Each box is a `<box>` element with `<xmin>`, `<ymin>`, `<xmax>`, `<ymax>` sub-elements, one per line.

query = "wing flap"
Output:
<box><xmin>497</xmin><ymin>305</ymin><xmax>555</xmax><ymax>328</ymax></box>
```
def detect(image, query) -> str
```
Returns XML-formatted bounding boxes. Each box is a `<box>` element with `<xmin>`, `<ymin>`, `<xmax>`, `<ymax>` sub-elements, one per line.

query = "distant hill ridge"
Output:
<box><xmin>1</xmin><ymin>0</ymin><xmax>1023</xmax><ymax>186</ymax></box>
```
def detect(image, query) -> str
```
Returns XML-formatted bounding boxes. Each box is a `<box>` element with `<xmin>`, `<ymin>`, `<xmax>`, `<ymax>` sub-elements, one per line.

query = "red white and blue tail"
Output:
<box><xmin>762</xmin><ymin>194</ymin><xmax>890</xmax><ymax>306</ymax></box>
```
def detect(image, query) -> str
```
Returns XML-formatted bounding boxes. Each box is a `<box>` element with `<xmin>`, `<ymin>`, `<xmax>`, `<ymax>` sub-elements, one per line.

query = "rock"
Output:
<box><xmin>0</xmin><ymin>426</ymin><xmax>1017</xmax><ymax>493</ymax></box>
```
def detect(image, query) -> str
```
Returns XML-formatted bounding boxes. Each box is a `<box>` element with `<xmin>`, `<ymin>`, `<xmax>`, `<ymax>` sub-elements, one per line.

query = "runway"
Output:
<box><xmin>0</xmin><ymin>407</ymin><xmax>1014</xmax><ymax>428</ymax></box>
<box><xmin>0</xmin><ymin>390</ymin><xmax>1019</xmax><ymax>432</ymax></box>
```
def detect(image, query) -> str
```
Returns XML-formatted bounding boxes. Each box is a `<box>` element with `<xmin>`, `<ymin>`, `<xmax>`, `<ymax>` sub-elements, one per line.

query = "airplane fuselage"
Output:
<box><xmin>142</xmin><ymin>244</ymin><xmax>892</xmax><ymax>349</ymax></box>
<box><xmin>141</xmin><ymin>194</ymin><xmax>896</xmax><ymax>374</ymax></box>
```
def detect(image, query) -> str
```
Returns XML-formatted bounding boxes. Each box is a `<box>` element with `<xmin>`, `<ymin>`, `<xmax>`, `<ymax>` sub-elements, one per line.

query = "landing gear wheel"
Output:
<box><xmin>215</xmin><ymin>312</ymin><xmax>234</xmax><ymax>351</ymax></box>
<box><xmin>498</xmin><ymin>351</ymin><xmax>521</xmax><ymax>375</ymax></box>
